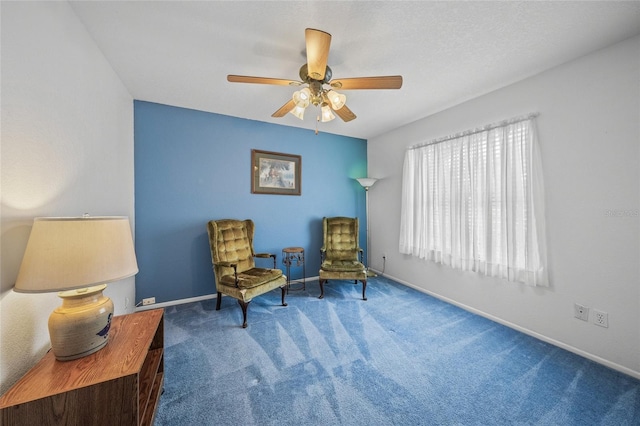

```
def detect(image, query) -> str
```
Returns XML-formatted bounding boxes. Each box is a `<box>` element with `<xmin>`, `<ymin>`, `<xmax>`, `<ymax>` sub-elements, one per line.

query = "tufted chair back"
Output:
<box><xmin>208</xmin><ymin>219</ymin><xmax>256</xmax><ymax>278</ymax></box>
<box><xmin>322</xmin><ymin>216</ymin><xmax>360</xmax><ymax>261</ymax></box>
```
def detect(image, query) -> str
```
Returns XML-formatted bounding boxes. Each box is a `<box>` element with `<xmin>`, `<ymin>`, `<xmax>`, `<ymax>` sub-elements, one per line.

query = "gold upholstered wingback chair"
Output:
<box><xmin>318</xmin><ymin>217</ymin><xmax>367</xmax><ymax>300</ymax></box>
<box><xmin>207</xmin><ymin>219</ymin><xmax>287</xmax><ymax>328</ymax></box>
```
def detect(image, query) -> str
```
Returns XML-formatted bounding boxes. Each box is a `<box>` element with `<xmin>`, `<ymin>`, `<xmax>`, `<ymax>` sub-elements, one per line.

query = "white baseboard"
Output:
<box><xmin>136</xmin><ymin>293</ymin><xmax>217</xmax><ymax>311</ymax></box>
<box><xmin>379</xmin><ymin>271</ymin><xmax>640</xmax><ymax>381</ymax></box>
<box><xmin>135</xmin><ymin>276</ymin><xmax>320</xmax><ymax>312</ymax></box>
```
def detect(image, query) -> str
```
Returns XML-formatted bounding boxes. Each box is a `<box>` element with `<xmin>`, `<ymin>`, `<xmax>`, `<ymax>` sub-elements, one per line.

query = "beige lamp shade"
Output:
<box><xmin>14</xmin><ymin>216</ymin><xmax>138</xmax><ymax>361</ymax></box>
<box><xmin>14</xmin><ymin>216</ymin><xmax>138</xmax><ymax>293</ymax></box>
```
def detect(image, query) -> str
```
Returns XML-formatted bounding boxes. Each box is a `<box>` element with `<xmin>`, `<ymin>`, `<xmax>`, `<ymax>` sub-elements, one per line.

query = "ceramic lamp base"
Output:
<box><xmin>48</xmin><ymin>284</ymin><xmax>114</xmax><ymax>361</ymax></box>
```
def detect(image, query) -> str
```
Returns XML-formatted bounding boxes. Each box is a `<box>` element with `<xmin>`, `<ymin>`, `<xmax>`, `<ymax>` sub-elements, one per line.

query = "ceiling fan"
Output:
<box><xmin>227</xmin><ymin>28</ymin><xmax>403</xmax><ymax>124</ymax></box>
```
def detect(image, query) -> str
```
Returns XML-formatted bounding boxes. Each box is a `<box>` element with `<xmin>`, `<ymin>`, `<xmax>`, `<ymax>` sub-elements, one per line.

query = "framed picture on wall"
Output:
<box><xmin>251</xmin><ymin>149</ymin><xmax>302</xmax><ymax>195</ymax></box>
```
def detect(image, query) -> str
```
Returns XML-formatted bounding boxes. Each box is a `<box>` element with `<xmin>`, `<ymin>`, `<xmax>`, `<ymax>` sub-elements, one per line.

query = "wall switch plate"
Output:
<box><xmin>593</xmin><ymin>309</ymin><xmax>609</xmax><ymax>328</ymax></box>
<box><xmin>574</xmin><ymin>303</ymin><xmax>589</xmax><ymax>321</ymax></box>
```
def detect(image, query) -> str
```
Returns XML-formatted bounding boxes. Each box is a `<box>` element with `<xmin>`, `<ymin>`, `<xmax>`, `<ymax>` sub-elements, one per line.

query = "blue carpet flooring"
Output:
<box><xmin>155</xmin><ymin>276</ymin><xmax>640</xmax><ymax>425</ymax></box>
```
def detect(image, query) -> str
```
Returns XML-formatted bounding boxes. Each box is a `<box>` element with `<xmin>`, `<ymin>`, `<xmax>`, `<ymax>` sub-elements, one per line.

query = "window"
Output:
<box><xmin>399</xmin><ymin>115</ymin><xmax>548</xmax><ymax>286</ymax></box>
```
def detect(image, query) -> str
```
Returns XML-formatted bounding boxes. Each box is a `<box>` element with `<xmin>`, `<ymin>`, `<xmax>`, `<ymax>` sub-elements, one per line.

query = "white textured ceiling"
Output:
<box><xmin>69</xmin><ymin>1</ymin><xmax>640</xmax><ymax>139</ymax></box>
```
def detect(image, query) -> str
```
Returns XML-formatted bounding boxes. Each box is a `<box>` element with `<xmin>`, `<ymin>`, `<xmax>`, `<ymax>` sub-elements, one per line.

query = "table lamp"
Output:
<box><xmin>14</xmin><ymin>216</ymin><xmax>138</xmax><ymax>361</ymax></box>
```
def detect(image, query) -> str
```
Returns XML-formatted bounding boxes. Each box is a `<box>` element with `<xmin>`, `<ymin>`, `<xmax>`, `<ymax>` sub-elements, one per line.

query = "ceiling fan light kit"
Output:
<box><xmin>321</xmin><ymin>104</ymin><xmax>336</xmax><ymax>122</ymax></box>
<box><xmin>228</xmin><ymin>28</ymin><xmax>403</xmax><ymax>129</ymax></box>
<box><xmin>293</xmin><ymin>87</ymin><xmax>311</xmax><ymax>108</ymax></box>
<box><xmin>326</xmin><ymin>90</ymin><xmax>346</xmax><ymax>110</ymax></box>
<box><xmin>289</xmin><ymin>104</ymin><xmax>306</xmax><ymax>120</ymax></box>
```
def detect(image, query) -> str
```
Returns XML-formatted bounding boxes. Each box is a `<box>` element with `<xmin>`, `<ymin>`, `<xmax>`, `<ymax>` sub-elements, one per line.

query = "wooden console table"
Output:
<box><xmin>0</xmin><ymin>309</ymin><xmax>164</xmax><ymax>426</ymax></box>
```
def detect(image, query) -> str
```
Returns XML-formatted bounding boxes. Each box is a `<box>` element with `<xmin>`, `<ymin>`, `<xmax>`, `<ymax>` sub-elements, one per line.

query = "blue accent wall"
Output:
<box><xmin>134</xmin><ymin>101</ymin><xmax>368</xmax><ymax>304</ymax></box>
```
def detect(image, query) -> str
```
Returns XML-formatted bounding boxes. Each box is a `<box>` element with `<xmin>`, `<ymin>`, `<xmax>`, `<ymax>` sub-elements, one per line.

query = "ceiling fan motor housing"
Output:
<box><xmin>299</xmin><ymin>64</ymin><xmax>332</xmax><ymax>106</ymax></box>
<box><xmin>299</xmin><ymin>64</ymin><xmax>332</xmax><ymax>84</ymax></box>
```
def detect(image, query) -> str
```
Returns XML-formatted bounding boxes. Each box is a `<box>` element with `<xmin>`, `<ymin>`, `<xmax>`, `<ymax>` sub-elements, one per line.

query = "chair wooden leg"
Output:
<box><xmin>361</xmin><ymin>280</ymin><xmax>367</xmax><ymax>301</ymax></box>
<box><xmin>281</xmin><ymin>286</ymin><xmax>288</xmax><ymax>306</ymax></box>
<box><xmin>237</xmin><ymin>299</ymin><xmax>250</xmax><ymax>328</ymax></box>
<box><xmin>318</xmin><ymin>279</ymin><xmax>326</xmax><ymax>299</ymax></box>
<box><xmin>216</xmin><ymin>292</ymin><xmax>222</xmax><ymax>310</ymax></box>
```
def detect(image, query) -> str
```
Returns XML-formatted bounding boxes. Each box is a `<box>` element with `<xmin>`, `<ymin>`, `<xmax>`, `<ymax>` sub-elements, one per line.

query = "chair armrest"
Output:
<box><xmin>255</xmin><ymin>253</ymin><xmax>276</xmax><ymax>268</ymax></box>
<box><xmin>215</xmin><ymin>261</ymin><xmax>237</xmax><ymax>268</ymax></box>
<box><xmin>214</xmin><ymin>261</ymin><xmax>239</xmax><ymax>287</ymax></box>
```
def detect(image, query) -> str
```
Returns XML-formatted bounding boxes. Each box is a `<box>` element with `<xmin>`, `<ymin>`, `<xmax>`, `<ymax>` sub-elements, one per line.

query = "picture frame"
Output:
<box><xmin>251</xmin><ymin>149</ymin><xmax>302</xmax><ymax>195</ymax></box>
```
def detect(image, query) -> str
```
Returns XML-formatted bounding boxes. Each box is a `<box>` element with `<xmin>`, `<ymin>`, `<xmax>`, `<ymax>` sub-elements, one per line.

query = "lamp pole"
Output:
<box><xmin>356</xmin><ymin>178</ymin><xmax>378</xmax><ymax>276</ymax></box>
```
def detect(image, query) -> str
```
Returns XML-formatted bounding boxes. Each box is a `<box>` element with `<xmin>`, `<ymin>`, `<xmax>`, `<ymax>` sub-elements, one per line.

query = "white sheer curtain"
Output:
<box><xmin>399</xmin><ymin>115</ymin><xmax>548</xmax><ymax>286</ymax></box>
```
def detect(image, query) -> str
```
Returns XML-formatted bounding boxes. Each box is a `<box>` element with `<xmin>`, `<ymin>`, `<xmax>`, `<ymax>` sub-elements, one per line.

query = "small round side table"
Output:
<box><xmin>282</xmin><ymin>247</ymin><xmax>305</xmax><ymax>293</ymax></box>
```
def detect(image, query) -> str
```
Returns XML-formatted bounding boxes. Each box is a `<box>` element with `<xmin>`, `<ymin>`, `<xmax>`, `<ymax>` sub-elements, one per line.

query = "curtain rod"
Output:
<box><xmin>407</xmin><ymin>112</ymin><xmax>539</xmax><ymax>150</ymax></box>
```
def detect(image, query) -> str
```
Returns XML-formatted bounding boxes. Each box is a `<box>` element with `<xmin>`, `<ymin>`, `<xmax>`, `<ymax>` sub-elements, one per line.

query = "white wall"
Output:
<box><xmin>369</xmin><ymin>35</ymin><xmax>640</xmax><ymax>378</ymax></box>
<box><xmin>0</xmin><ymin>2</ymin><xmax>134</xmax><ymax>393</ymax></box>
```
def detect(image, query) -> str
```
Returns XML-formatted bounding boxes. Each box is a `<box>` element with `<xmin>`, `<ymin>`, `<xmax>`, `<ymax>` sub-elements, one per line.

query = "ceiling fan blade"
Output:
<box><xmin>228</xmin><ymin>75</ymin><xmax>301</xmax><ymax>86</ymax></box>
<box><xmin>333</xmin><ymin>104</ymin><xmax>357</xmax><ymax>122</ymax></box>
<box><xmin>272</xmin><ymin>99</ymin><xmax>296</xmax><ymax>117</ymax></box>
<box><xmin>330</xmin><ymin>76</ymin><xmax>403</xmax><ymax>90</ymax></box>
<box><xmin>305</xmin><ymin>28</ymin><xmax>331</xmax><ymax>81</ymax></box>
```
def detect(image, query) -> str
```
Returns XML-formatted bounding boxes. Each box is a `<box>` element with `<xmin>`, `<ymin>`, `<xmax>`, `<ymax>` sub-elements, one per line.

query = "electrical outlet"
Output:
<box><xmin>574</xmin><ymin>303</ymin><xmax>589</xmax><ymax>321</ymax></box>
<box><xmin>593</xmin><ymin>310</ymin><xmax>609</xmax><ymax>328</ymax></box>
<box><xmin>142</xmin><ymin>297</ymin><xmax>156</xmax><ymax>306</ymax></box>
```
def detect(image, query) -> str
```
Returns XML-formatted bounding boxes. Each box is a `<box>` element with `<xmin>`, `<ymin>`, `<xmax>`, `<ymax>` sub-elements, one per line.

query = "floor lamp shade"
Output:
<box><xmin>14</xmin><ymin>216</ymin><xmax>138</xmax><ymax>360</ymax></box>
<box><xmin>356</xmin><ymin>177</ymin><xmax>378</xmax><ymax>189</ymax></box>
